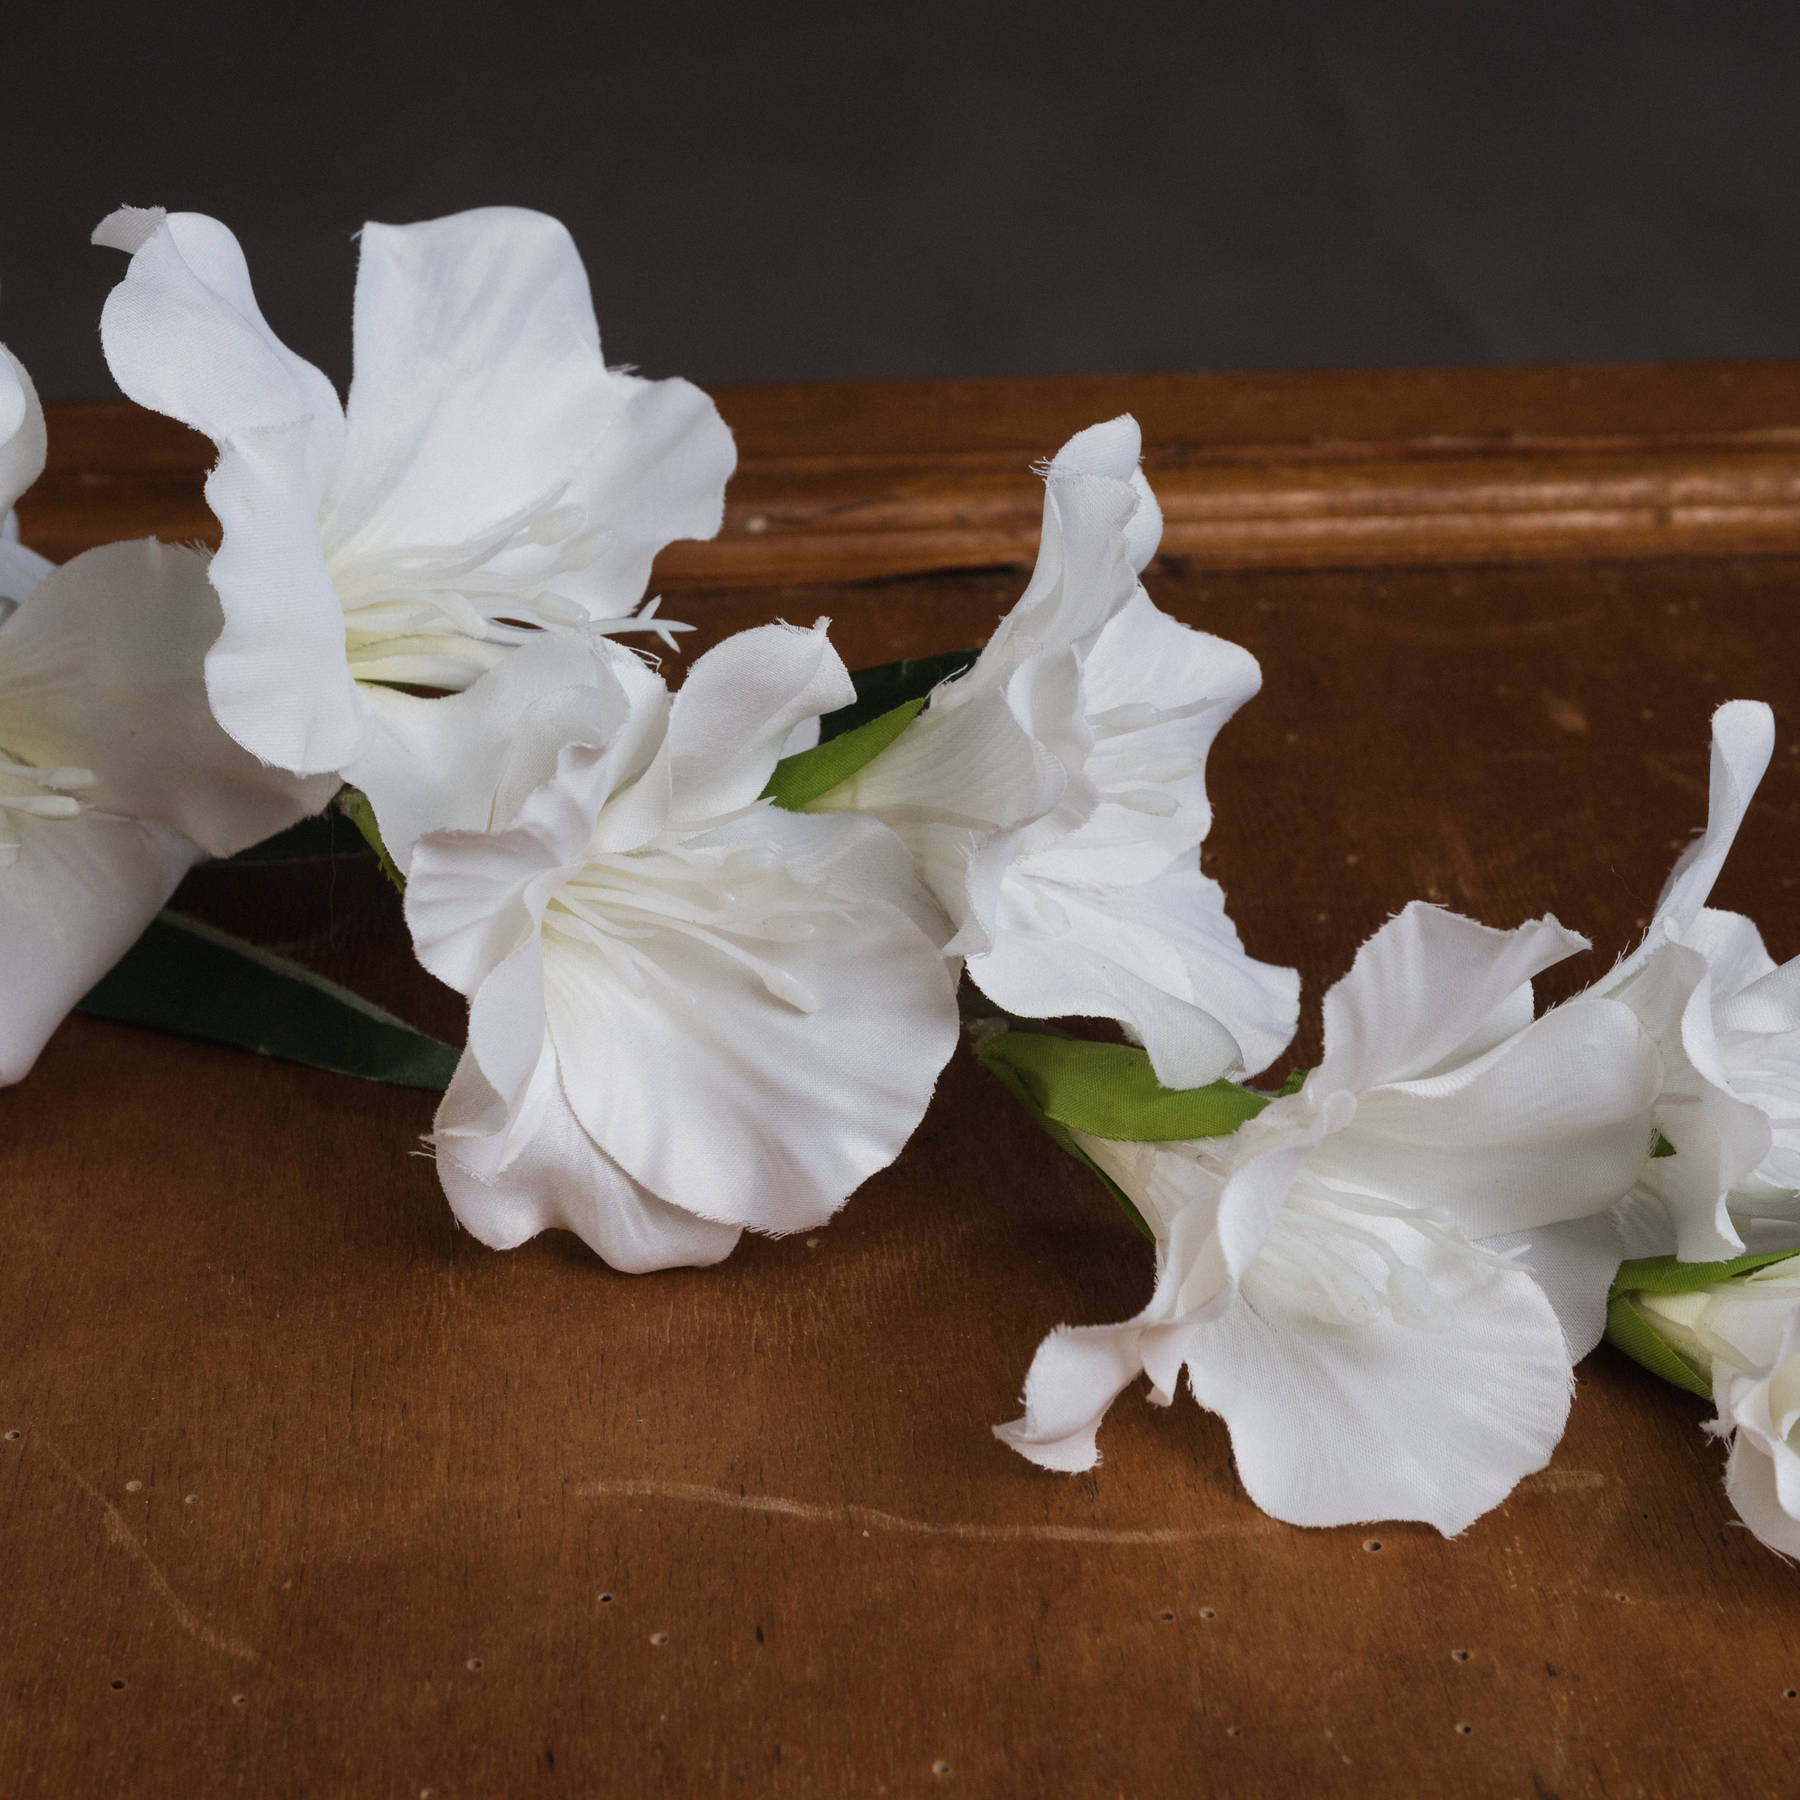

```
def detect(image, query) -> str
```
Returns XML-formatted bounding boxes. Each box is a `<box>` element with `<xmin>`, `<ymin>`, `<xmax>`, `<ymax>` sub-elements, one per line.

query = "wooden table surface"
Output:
<box><xmin>8</xmin><ymin>366</ymin><xmax>1800</xmax><ymax>1798</ymax></box>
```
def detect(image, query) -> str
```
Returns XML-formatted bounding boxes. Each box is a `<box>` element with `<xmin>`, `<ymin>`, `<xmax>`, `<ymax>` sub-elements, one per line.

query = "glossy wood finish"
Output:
<box><xmin>21</xmin><ymin>362</ymin><xmax>1800</xmax><ymax>588</ymax></box>
<box><xmin>7</xmin><ymin>372</ymin><xmax>1800</xmax><ymax>1797</ymax></box>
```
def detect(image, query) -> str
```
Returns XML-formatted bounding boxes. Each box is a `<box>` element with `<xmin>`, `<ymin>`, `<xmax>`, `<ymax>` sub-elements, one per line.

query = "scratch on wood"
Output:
<box><xmin>38</xmin><ymin>1440</ymin><xmax>258</xmax><ymax>1663</ymax></box>
<box><xmin>1518</xmin><ymin>1468</ymin><xmax>1606</xmax><ymax>1493</ymax></box>
<box><xmin>578</xmin><ymin>1477</ymin><xmax>1276</xmax><ymax>1543</ymax></box>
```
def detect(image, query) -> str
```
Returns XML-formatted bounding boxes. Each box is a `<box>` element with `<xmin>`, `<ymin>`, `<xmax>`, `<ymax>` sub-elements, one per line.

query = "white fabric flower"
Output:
<box><xmin>93</xmin><ymin>204</ymin><xmax>734</xmax><ymax>798</ymax></box>
<box><xmin>997</xmin><ymin>902</ymin><xmax>1661</xmax><ymax>1534</ymax></box>
<box><xmin>0</xmin><ymin>347</ymin><xmax>52</xmax><ymax>616</ymax></box>
<box><xmin>1590</xmin><ymin>702</ymin><xmax>1800</xmax><ymax>1263</ymax></box>
<box><xmin>810</xmin><ymin>416</ymin><xmax>1297</xmax><ymax>1089</ymax></box>
<box><xmin>1635</xmin><ymin>1264</ymin><xmax>1800</xmax><ymax>1558</ymax></box>
<box><xmin>0</xmin><ymin>348</ymin><xmax>335</xmax><ymax>1083</ymax></box>
<box><xmin>404</xmin><ymin>620</ymin><xmax>960</xmax><ymax>1271</ymax></box>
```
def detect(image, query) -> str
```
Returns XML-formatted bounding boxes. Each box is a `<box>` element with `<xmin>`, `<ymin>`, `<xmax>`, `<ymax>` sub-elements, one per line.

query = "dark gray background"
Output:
<box><xmin>7</xmin><ymin>0</ymin><xmax>1799</xmax><ymax>399</ymax></box>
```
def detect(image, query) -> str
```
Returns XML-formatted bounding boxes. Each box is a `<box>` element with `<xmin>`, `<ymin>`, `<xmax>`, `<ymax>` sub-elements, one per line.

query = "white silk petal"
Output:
<box><xmin>202</xmin><ymin>423</ymin><xmax>367</xmax><ymax>775</ymax></box>
<box><xmin>0</xmin><ymin>346</ymin><xmax>47</xmax><ymax>518</ymax></box>
<box><xmin>1331</xmin><ymin>997</ymin><xmax>1662</xmax><ymax>1240</ymax></box>
<box><xmin>1482</xmin><ymin>1213</ymin><xmax>1624</xmax><ymax>1360</ymax></box>
<box><xmin>331</xmin><ymin>209</ymin><xmax>733</xmax><ymax>616</ymax></box>
<box><xmin>0</xmin><ymin>541</ymin><xmax>335</xmax><ymax>854</ymax></box>
<box><xmin>95</xmin><ymin>209</ymin><xmax>345</xmax><ymax>462</ymax></box>
<box><xmin>656</xmin><ymin>621</ymin><xmax>853</xmax><ymax>824</ymax></box>
<box><xmin>1044</xmin><ymin>415</ymin><xmax>1162</xmax><ymax>572</ymax></box>
<box><xmin>349</xmin><ymin>631</ymin><xmax>652</xmax><ymax>873</ymax></box>
<box><xmin>1321</xmin><ymin>903</ymin><xmax>1589</xmax><ymax>1091</ymax></box>
<box><xmin>544</xmin><ymin>810</ymin><xmax>958</xmax><ymax>1232</ymax></box>
<box><xmin>1654</xmin><ymin>700</ymin><xmax>1775</xmax><ymax>937</ymax></box>
<box><xmin>993</xmin><ymin>1320</ymin><xmax>1154</xmax><ymax>1472</ymax></box>
<box><xmin>1724</xmin><ymin>1434</ymin><xmax>1800</xmax><ymax>1561</ymax></box>
<box><xmin>435</xmin><ymin>1048</ymin><xmax>740</xmax><ymax>1271</ymax></box>
<box><xmin>970</xmin><ymin>859</ymin><xmax>1301</xmax><ymax>1086</ymax></box>
<box><xmin>0</xmin><ymin>810</ymin><xmax>198</xmax><ymax>1084</ymax></box>
<box><xmin>0</xmin><ymin>532</ymin><xmax>54</xmax><ymax>616</ymax></box>
<box><xmin>407</xmin><ymin>824</ymin><xmax>562</xmax><ymax>998</ymax></box>
<box><xmin>1182</xmin><ymin>1251</ymin><xmax>1573</xmax><ymax>1534</ymax></box>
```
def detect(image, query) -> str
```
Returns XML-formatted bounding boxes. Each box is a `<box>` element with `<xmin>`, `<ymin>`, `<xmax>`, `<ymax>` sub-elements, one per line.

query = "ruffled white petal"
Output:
<box><xmin>0</xmin><ymin>346</ymin><xmax>47</xmax><ymax>519</ymax></box>
<box><xmin>1320</xmin><ymin>903</ymin><xmax>1589</xmax><ymax>1091</ymax></box>
<box><xmin>1181</xmin><ymin>1238</ymin><xmax>1573</xmax><ymax>1534</ymax></box>
<box><xmin>1482</xmin><ymin>1213</ymin><xmax>1624</xmax><ymax>1360</ymax></box>
<box><xmin>330</xmin><ymin>208</ymin><xmax>734</xmax><ymax>619</ymax></box>
<box><xmin>542</xmin><ymin>806</ymin><xmax>958</xmax><ymax>1232</ymax></box>
<box><xmin>349</xmin><ymin>629</ymin><xmax>657</xmax><ymax>874</ymax></box>
<box><xmin>652</xmin><ymin>621</ymin><xmax>853</xmax><ymax>826</ymax></box>
<box><xmin>1724</xmin><ymin>1433</ymin><xmax>1800</xmax><ymax>1560</ymax></box>
<box><xmin>970</xmin><ymin>859</ymin><xmax>1300</xmax><ymax>1087</ymax></box>
<box><xmin>435</xmin><ymin>1045</ymin><xmax>740</xmax><ymax>1270</ymax></box>
<box><xmin>993</xmin><ymin>1320</ymin><xmax>1158</xmax><ymax>1472</ymax></box>
<box><xmin>95</xmin><ymin>209</ymin><xmax>345</xmax><ymax>465</ymax></box>
<box><xmin>1652</xmin><ymin>700</ymin><xmax>1775</xmax><ymax>939</ymax></box>
<box><xmin>0</xmin><ymin>810</ymin><xmax>198</xmax><ymax>1084</ymax></box>
<box><xmin>1327</xmin><ymin>996</ymin><xmax>1662</xmax><ymax>1240</ymax></box>
<box><xmin>0</xmin><ymin>540</ymin><xmax>335</xmax><ymax>854</ymax></box>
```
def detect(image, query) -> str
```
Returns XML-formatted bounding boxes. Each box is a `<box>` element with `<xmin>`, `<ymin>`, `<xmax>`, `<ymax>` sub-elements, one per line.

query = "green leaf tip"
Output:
<box><xmin>764</xmin><ymin>697</ymin><xmax>925</xmax><ymax>811</ymax></box>
<box><xmin>75</xmin><ymin>911</ymin><xmax>459</xmax><ymax>1092</ymax></box>
<box><xmin>975</xmin><ymin>1030</ymin><xmax>1269</xmax><ymax>1143</ymax></box>
<box><xmin>337</xmin><ymin>788</ymin><xmax>405</xmax><ymax>892</ymax></box>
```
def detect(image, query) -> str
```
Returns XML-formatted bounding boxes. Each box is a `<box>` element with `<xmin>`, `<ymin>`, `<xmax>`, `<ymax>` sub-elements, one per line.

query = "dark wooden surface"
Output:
<box><xmin>7</xmin><ymin>373</ymin><xmax>1800</xmax><ymax>1797</ymax></box>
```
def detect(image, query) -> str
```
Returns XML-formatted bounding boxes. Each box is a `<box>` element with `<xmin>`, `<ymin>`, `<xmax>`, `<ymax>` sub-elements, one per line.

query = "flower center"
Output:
<box><xmin>0</xmin><ymin>751</ymin><xmax>96</xmax><ymax>866</ymax></box>
<box><xmin>1240</xmin><ymin>1178</ymin><xmax>1471</xmax><ymax>1332</ymax></box>
<box><xmin>541</xmin><ymin>842</ymin><xmax>844</xmax><ymax>1014</ymax></box>
<box><xmin>325</xmin><ymin>488</ymin><xmax>686</xmax><ymax>691</ymax></box>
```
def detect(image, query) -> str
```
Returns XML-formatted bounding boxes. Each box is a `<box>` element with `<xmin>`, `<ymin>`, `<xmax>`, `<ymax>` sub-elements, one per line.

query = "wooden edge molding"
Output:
<box><xmin>23</xmin><ymin>362</ymin><xmax>1800</xmax><ymax>584</ymax></box>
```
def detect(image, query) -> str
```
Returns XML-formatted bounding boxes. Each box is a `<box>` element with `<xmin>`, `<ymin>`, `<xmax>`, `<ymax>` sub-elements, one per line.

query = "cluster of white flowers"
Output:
<box><xmin>5</xmin><ymin>202</ymin><xmax>1799</xmax><ymax>1555</ymax></box>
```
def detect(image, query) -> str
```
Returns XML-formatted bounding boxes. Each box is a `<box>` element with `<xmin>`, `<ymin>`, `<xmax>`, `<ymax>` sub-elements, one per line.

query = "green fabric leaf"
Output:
<box><xmin>1651</xmin><ymin>1128</ymin><xmax>1677</xmax><ymax>1159</ymax></box>
<box><xmin>977</xmin><ymin>1041</ymin><xmax>1154</xmax><ymax>1240</ymax></box>
<box><xmin>337</xmin><ymin>788</ymin><xmax>405</xmax><ymax>893</ymax></box>
<box><xmin>1610</xmin><ymin>1249</ymin><xmax>1800</xmax><ymax>1297</ymax></box>
<box><xmin>763</xmin><ymin>698</ymin><xmax>925</xmax><ymax>812</ymax></box>
<box><xmin>75</xmin><ymin>911</ymin><xmax>459</xmax><ymax>1091</ymax></box>
<box><xmin>816</xmin><ymin>649</ymin><xmax>977</xmax><ymax>743</ymax></box>
<box><xmin>228</xmin><ymin>809</ymin><xmax>363</xmax><ymax>862</ymax></box>
<box><xmin>976</xmin><ymin>1030</ymin><xmax>1269</xmax><ymax>1142</ymax></box>
<box><xmin>1604</xmin><ymin>1292</ymin><xmax>1715</xmax><ymax>1399</ymax></box>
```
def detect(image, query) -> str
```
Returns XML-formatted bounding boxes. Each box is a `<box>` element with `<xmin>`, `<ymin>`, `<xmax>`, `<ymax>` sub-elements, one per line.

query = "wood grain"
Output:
<box><xmin>21</xmin><ymin>362</ymin><xmax>1800</xmax><ymax>585</ymax></box>
<box><xmin>7</xmin><ymin>376</ymin><xmax>1800</xmax><ymax>1797</ymax></box>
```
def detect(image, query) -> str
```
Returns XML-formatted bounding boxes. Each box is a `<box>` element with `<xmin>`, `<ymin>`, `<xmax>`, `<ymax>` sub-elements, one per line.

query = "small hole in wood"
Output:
<box><xmin>1158</xmin><ymin>1610</ymin><xmax>1174</xmax><ymax>1622</ymax></box>
<box><xmin>466</xmin><ymin>1658</ymin><xmax>484</xmax><ymax>1672</ymax></box>
<box><xmin>931</xmin><ymin>1762</ymin><xmax>951</xmax><ymax>1778</ymax></box>
<box><xmin>1786</xmin><ymin>1689</ymin><xmax>1797</xmax><ymax>1700</ymax></box>
<box><xmin>1452</xmin><ymin>1650</ymin><xmax>1471</xmax><ymax>1663</ymax></box>
<box><xmin>124</xmin><ymin>1480</ymin><xmax>143</xmax><ymax>1493</ymax></box>
<box><xmin>1362</xmin><ymin>1539</ymin><xmax>1382</xmax><ymax>1553</ymax></box>
<box><xmin>111</xmin><ymin>1680</ymin><xmax>125</xmax><ymax>1691</ymax></box>
<box><xmin>599</xmin><ymin>1593</ymin><xmax>613</xmax><ymax>1604</ymax></box>
<box><xmin>185</xmin><ymin>1494</ymin><xmax>199</xmax><ymax>1505</ymax></box>
<box><xmin>1227</xmin><ymin>1727</ymin><xmax>1243</xmax><ymax>1738</ymax></box>
<box><xmin>3</xmin><ymin>1431</ymin><xmax>19</xmax><ymax>1441</ymax></box>
<box><xmin>1456</xmin><ymin>1723</ymin><xmax>1473</xmax><ymax>1736</ymax></box>
<box><xmin>1615</xmin><ymin>1592</ymin><xmax>1628</xmax><ymax>1602</ymax></box>
<box><xmin>232</xmin><ymin>1694</ymin><xmax>247</xmax><ymax>1706</ymax></box>
<box><xmin>650</xmin><ymin>1633</ymin><xmax>669</xmax><ymax>1646</ymax></box>
<box><xmin>1200</xmin><ymin>1608</ymin><xmax>1216</xmax><ymax>1620</ymax></box>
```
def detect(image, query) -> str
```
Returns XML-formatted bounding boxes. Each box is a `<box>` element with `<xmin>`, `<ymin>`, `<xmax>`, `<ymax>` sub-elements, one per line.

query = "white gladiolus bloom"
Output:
<box><xmin>1635</xmin><ymin>1263</ymin><xmax>1800</xmax><ymax>1559</ymax></box>
<box><xmin>93</xmin><ymin>204</ymin><xmax>734</xmax><ymax>809</ymax></box>
<box><xmin>403</xmin><ymin>620</ymin><xmax>960</xmax><ymax>1271</ymax></box>
<box><xmin>997</xmin><ymin>903</ymin><xmax>1662</xmax><ymax>1534</ymax></box>
<box><xmin>0</xmin><ymin>347</ymin><xmax>335</xmax><ymax>1083</ymax></box>
<box><xmin>809</xmin><ymin>416</ymin><xmax>1298</xmax><ymax>1090</ymax></box>
<box><xmin>1592</xmin><ymin>702</ymin><xmax>1800</xmax><ymax>1264</ymax></box>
